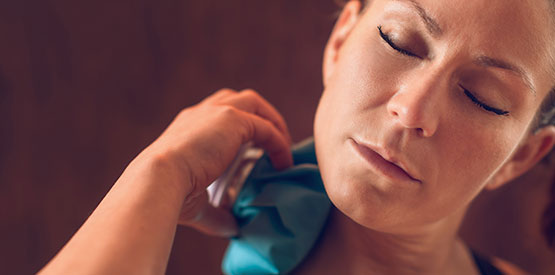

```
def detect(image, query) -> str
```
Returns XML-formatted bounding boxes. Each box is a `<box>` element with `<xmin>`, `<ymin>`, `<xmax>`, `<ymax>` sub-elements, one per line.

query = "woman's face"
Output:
<box><xmin>314</xmin><ymin>0</ymin><xmax>554</xmax><ymax>231</ymax></box>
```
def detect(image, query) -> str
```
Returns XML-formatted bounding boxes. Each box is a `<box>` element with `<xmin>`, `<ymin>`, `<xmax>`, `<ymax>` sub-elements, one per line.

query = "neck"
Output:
<box><xmin>296</xmin><ymin>206</ymin><xmax>476</xmax><ymax>275</ymax></box>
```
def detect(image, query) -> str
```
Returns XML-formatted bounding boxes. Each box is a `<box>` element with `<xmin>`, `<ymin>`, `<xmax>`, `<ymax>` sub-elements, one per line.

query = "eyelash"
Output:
<box><xmin>377</xmin><ymin>26</ymin><xmax>419</xmax><ymax>58</ymax></box>
<box><xmin>377</xmin><ymin>25</ymin><xmax>509</xmax><ymax>116</ymax></box>
<box><xmin>461</xmin><ymin>87</ymin><xmax>509</xmax><ymax>116</ymax></box>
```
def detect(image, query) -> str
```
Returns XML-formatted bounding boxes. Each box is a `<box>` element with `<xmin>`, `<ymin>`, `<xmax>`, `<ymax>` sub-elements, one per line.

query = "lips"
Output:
<box><xmin>349</xmin><ymin>138</ymin><xmax>421</xmax><ymax>183</ymax></box>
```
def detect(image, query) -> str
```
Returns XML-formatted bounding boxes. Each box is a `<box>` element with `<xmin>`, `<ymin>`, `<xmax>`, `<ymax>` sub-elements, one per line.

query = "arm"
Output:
<box><xmin>40</xmin><ymin>153</ymin><xmax>191</xmax><ymax>274</ymax></box>
<box><xmin>39</xmin><ymin>89</ymin><xmax>293</xmax><ymax>274</ymax></box>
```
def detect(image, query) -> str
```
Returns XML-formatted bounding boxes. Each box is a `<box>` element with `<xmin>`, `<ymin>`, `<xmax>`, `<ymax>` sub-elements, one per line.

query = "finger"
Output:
<box><xmin>203</xmin><ymin>89</ymin><xmax>293</xmax><ymax>145</ymax></box>
<box><xmin>201</xmin><ymin>88</ymin><xmax>237</xmax><ymax>104</ymax></box>
<box><xmin>179</xmin><ymin>191</ymin><xmax>239</xmax><ymax>237</ymax></box>
<box><xmin>220</xmin><ymin>89</ymin><xmax>293</xmax><ymax>145</ymax></box>
<box><xmin>237</xmin><ymin>109</ymin><xmax>294</xmax><ymax>170</ymax></box>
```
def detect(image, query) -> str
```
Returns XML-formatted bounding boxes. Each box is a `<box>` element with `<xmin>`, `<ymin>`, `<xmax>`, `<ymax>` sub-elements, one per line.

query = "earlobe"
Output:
<box><xmin>322</xmin><ymin>1</ymin><xmax>362</xmax><ymax>87</ymax></box>
<box><xmin>487</xmin><ymin>126</ymin><xmax>555</xmax><ymax>190</ymax></box>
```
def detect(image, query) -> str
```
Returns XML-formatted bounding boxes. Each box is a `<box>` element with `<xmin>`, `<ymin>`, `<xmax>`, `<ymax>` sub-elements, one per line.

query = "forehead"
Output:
<box><xmin>370</xmin><ymin>0</ymin><xmax>555</xmax><ymax>98</ymax></box>
<box><xmin>417</xmin><ymin>0</ymin><xmax>551</xmax><ymax>46</ymax></box>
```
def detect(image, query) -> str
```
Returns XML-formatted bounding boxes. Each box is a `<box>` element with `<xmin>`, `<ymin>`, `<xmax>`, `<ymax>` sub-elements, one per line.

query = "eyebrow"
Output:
<box><xmin>475</xmin><ymin>56</ymin><xmax>536</xmax><ymax>95</ymax></box>
<box><xmin>397</xmin><ymin>0</ymin><xmax>443</xmax><ymax>37</ymax></box>
<box><xmin>396</xmin><ymin>0</ymin><xmax>536</xmax><ymax>96</ymax></box>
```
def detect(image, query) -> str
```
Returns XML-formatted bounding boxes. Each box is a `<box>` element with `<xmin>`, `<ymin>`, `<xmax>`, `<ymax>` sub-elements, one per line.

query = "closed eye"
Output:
<box><xmin>377</xmin><ymin>26</ymin><xmax>508</xmax><ymax>117</ymax></box>
<box><xmin>377</xmin><ymin>26</ymin><xmax>420</xmax><ymax>58</ymax></box>
<box><xmin>461</xmin><ymin>86</ymin><xmax>509</xmax><ymax>116</ymax></box>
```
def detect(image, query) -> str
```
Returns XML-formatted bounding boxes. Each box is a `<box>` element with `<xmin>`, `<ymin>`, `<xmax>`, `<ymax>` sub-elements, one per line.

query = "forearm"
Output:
<box><xmin>40</xmin><ymin>153</ymin><xmax>191</xmax><ymax>275</ymax></box>
<box><xmin>39</xmin><ymin>88</ymin><xmax>293</xmax><ymax>274</ymax></box>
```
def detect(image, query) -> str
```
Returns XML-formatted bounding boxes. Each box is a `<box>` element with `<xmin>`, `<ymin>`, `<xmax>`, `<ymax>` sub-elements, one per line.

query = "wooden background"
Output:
<box><xmin>0</xmin><ymin>0</ymin><xmax>338</xmax><ymax>273</ymax></box>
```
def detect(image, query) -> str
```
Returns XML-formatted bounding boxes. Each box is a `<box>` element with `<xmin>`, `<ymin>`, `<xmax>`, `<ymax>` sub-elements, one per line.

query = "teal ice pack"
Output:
<box><xmin>221</xmin><ymin>138</ymin><xmax>331</xmax><ymax>274</ymax></box>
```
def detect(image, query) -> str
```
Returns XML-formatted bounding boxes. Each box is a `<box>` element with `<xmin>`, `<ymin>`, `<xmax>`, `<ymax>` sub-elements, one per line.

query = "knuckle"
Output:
<box><xmin>217</xmin><ymin>105</ymin><xmax>244</xmax><ymax>124</ymax></box>
<box><xmin>219</xmin><ymin>105</ymin><xmax>239</xmax><ymax>116</ymax></box>
<box><xmin>241</xmin><ymin>89</ymin><xmax>261</xmax><ymax>99</ymax></box>
<box><xmin>176</xmin><ymin>107</ymin><xmax>190</xmax><ymax>120</ymax></box>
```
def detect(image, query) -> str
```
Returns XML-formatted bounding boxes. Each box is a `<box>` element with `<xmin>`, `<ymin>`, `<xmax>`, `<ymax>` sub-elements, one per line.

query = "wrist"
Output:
<box><xmin>133</xmin><ymin>148</ymin><xmax>195</xmax><ymax>202</ymax></box>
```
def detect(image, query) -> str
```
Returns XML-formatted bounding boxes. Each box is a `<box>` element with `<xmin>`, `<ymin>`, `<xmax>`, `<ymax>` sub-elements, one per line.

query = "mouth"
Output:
<box><xmin>348</xmin><ymin>138</ymin><xmax>421</xmax><ymax>184</ymax></box>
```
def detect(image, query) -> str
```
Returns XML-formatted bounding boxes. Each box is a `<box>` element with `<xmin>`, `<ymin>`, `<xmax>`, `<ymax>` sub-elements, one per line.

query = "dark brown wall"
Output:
<box><xmin>0</xmin><ymin>1</ymin><xmax>338</xmax><ymax>273</ymax></box>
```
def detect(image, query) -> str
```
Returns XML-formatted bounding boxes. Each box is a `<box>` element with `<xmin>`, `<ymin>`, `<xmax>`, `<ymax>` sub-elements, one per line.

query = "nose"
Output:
<box><xmin>386</xmin><ymin>74</ymin><xmax>443</xmax><ymax>137</ymax></box>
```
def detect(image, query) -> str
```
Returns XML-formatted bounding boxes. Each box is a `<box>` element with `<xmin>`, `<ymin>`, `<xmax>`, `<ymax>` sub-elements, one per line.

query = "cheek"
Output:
<box><xmin>316</xmin><ymin>37</ymin><xmax>399</xmax><ymax>135</ymax></box>
<box><xmin>338</xmin><ymin>35</ymin><xmax>401</xmax><ymax>100</ymax></box>
<box><xmin>325</xmin><ymin>33</ymin><xmax>415</xmax><ymax>125</ymax></box>
<box><xmin>440</xmin><ymin>117</ymin><xmax>519</xmax><ymax>185</ymax></box>
<box><xmin>421</xmin><ymin>119</ymin><xmax>521</xmax><ymax>219</ymax></box>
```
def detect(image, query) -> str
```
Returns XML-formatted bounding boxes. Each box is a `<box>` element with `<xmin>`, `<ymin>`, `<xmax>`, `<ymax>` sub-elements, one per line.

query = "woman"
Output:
<box><xmin>40</xmin><ymin>0</ymin><xmax>555</xmax><ymax>274</ymax></box>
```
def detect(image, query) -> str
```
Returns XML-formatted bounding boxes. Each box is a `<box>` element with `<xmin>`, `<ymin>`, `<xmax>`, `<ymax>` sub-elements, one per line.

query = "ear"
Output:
<box><xmin>323</xmin><ymin>0</ymin><xmax>363</xmax><ymax>87</ymax></box>
<box><xmin>487</xmin><ymin>125</ymin><xmax>555</xmax><ymax>190</ymax></box>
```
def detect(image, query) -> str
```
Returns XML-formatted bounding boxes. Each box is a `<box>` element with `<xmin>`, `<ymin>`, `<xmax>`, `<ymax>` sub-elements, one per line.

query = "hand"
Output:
<box><xmin>141</xmin><ymin>88</ymin><xmax>293</xmax><ymax>237</ymax></box>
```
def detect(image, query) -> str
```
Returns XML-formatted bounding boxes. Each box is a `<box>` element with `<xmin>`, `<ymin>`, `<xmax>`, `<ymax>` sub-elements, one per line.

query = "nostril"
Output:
<box><xmin>416</xmin><ymin>128</ymin><xmax>425</xmax><ymax>137</ymax></box>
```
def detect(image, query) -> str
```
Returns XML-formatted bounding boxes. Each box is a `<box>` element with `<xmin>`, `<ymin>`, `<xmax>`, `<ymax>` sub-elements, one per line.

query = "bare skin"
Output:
<box><xmin>39</xmin><ymin>89</ymin><xmax>294</xmax><ymax>274</ymax></box>
<box><xmin>304</xmin><ymin>0</ymin><xmax>555</xmax><ymax>274</ymax></box>
<box><xmin>294</xmin><ymin>206</ymin><xmax>478</xmax><ymax>275</ymax></box>
<box><xmin>40</xmin><ymin>0</ymin><xmax>555</xmax><ymax>274</ymax></box>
